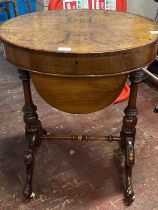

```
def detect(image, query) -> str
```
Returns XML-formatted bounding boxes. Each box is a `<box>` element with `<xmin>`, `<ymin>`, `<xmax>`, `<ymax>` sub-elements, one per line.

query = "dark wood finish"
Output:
<box><xmin>30</xmin><ymin>73</ymin><xmax>127</xmax><ymax>113</ymax></box>
<box><xmin>18</xmin><ymin>69</ymin><xmax>44</xmax><ymax>198</ymax></box>
<box><xmin>0</xmin><ymin>10</ymin><xmax>158</xmax><ymax>205</ymax></box>
<box><xmin>41</xmin><ymin>133</ymin><xmax>121</xmax><ymax>143</ymax></box>
<box><xmin>120</xmin><ymin>70</ymin><xmax>143</xmax><ymax>205</ymax></box>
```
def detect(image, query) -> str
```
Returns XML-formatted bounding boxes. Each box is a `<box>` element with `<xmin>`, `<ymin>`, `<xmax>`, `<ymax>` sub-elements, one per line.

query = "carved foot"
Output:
<box><xmin>23</xmin><ymin>184</ymin><xmax>32</xmax><ymax>198</ymax></box>
<box><xmin>23</xmin><ymin>134</ymin><xmax>35</xmax><ymax>199</ymax></box>
<box><xmin>124</xmin><ymin>137</ymin><xmax>135</xmax><ymax>205</ymax></box>
<box><xmin>124</xmin><ymin>186</ymin><xmax>135</xmax><ymax>205</ymax></box>
<box><xmin>23</xmin><ymin>184</ymin><xmax>35</xmax><ymax>198</ymax></box>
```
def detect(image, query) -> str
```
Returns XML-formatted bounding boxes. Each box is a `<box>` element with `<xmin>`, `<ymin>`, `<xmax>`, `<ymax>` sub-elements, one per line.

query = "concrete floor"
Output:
<box><xmin>0</xmin><ymin>42</ymin><xmax>158</xmax><ymax>210</ymax></box>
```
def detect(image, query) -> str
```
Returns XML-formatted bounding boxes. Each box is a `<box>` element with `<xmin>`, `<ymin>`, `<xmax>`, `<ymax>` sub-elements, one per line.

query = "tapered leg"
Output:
<box><xmin>18</xmin><ymin>69</ymin><xmax>44</xmax><ymax>198</ymax></box>
<box><xmin>120</xmin><ymin>70</ymin><xmax>143</xmax><ymax>205</ymax></box>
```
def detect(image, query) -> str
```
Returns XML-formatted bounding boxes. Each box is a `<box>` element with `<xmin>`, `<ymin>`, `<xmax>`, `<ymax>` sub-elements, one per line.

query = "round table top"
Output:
<box><xmin>0</xmin><ymin>10</ymin><xmax>158</xmax><ymax>55</ymax></box>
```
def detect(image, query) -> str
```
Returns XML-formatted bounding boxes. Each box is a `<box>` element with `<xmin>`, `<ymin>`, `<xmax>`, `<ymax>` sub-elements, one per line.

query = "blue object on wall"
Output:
<box><xmin>0</xmin><ymin>0</ymin><xmax>36</xmax><ymax>22</ymax></box>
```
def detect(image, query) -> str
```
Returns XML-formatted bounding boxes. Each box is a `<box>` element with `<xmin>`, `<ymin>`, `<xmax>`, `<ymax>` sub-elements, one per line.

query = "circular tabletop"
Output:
<box><xmin>0</xmin><ymin>10</ymin><xmax>158</xmax><ymax>113</ymax></box>
<box><xmin>0</xmin><ymin>10</ymin><xmax>158</xmax><ymax>55</ymax></box>
<box><xmin>0</xmin><ymin>10</ymin><xmax>158</xmax><ymax>77</ymax></box>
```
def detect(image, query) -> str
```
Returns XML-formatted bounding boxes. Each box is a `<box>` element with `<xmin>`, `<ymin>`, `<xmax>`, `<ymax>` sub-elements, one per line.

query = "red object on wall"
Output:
<box><xmin>48</xmin><ymin>0</ymin><xmax>127</xmax><ymax>11</ymax></box>
<box><xmin>116</xmin><ymin>0</ymin><xmax>126</xmax><ymax>11</ymax></box>
<box><xmin>48</xmin><ymin>0</ymin><xmax>61</xmax><ymax>10</ymax></box>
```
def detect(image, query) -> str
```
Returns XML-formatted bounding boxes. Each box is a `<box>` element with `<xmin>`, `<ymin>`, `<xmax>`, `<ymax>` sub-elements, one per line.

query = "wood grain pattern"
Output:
<box><xmin>0</xmin><ymin>10</ymin><xmax>158</xmax><ymax>113</ymax></box>
<box><xmin>0</xmin><ymin>10</ymin><xmax>157</xmax><ymax>54</ymax></box>
<box><xmin>30</xmin><ymin>73</ymin><xmax>127</xmax><ymax>113</ymax></box>
<box><xmin>0</xmin><ymin>10</ymin><xmax>158</xmax><ymax>76</ymax></box>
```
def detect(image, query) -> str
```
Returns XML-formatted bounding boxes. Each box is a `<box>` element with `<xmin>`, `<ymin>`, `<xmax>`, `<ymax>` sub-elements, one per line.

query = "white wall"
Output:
<box><xmin>36</xmin><ymin>0</ymin><xmax>49</xmax><ymax>11</ymax></box>
<box><xmin>127</xmin><ymin>0</ymin><xmax>158</xmax><ymax>20</ymax></box>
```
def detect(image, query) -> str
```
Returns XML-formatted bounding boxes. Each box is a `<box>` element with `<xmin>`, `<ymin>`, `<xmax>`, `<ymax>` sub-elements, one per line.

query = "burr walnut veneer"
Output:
<box><xmin>0</xmin><ymin>10</ymin><xmax>157</xmax><ymax>205</ymax></box>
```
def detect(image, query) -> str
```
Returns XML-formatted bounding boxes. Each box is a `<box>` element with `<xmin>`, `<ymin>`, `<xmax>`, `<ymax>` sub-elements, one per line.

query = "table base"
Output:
<box><xmin>18</xmin><ymin>69</ymin><xmax>143</xmax><ymax>206</ymax></box>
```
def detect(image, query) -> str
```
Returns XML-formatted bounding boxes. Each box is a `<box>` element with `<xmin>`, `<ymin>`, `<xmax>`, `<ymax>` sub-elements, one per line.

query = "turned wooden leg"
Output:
<box><xmin>18</xmin><ymin>69</ymin><xmax>44</xmax><ymax>198</ymax></box>
<box><xmin>120</xmin><ymin>70</ymin><xmax>143</xmax><ymax>205</ymax></box>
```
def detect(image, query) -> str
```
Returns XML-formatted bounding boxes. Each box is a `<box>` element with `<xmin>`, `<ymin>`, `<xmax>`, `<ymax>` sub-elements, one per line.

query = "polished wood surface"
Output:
<box><xmin>0</xmin><ymin>10</ymin><xmax>158</xmax><ymax>113</ymax></box>
<box><xmin>31</xmin><ymin>73</ymin><xmax>127</xmax><ymax>113</ymax></box>
<box><xmin>0</xmin><ymin>10</ymin><xmax>158</xmax><ymax>75</ymax></box>
<box><xmin>0</xmin><ymin>10</ymin><xmax>157</xmax><ymax>54</ymax></box>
